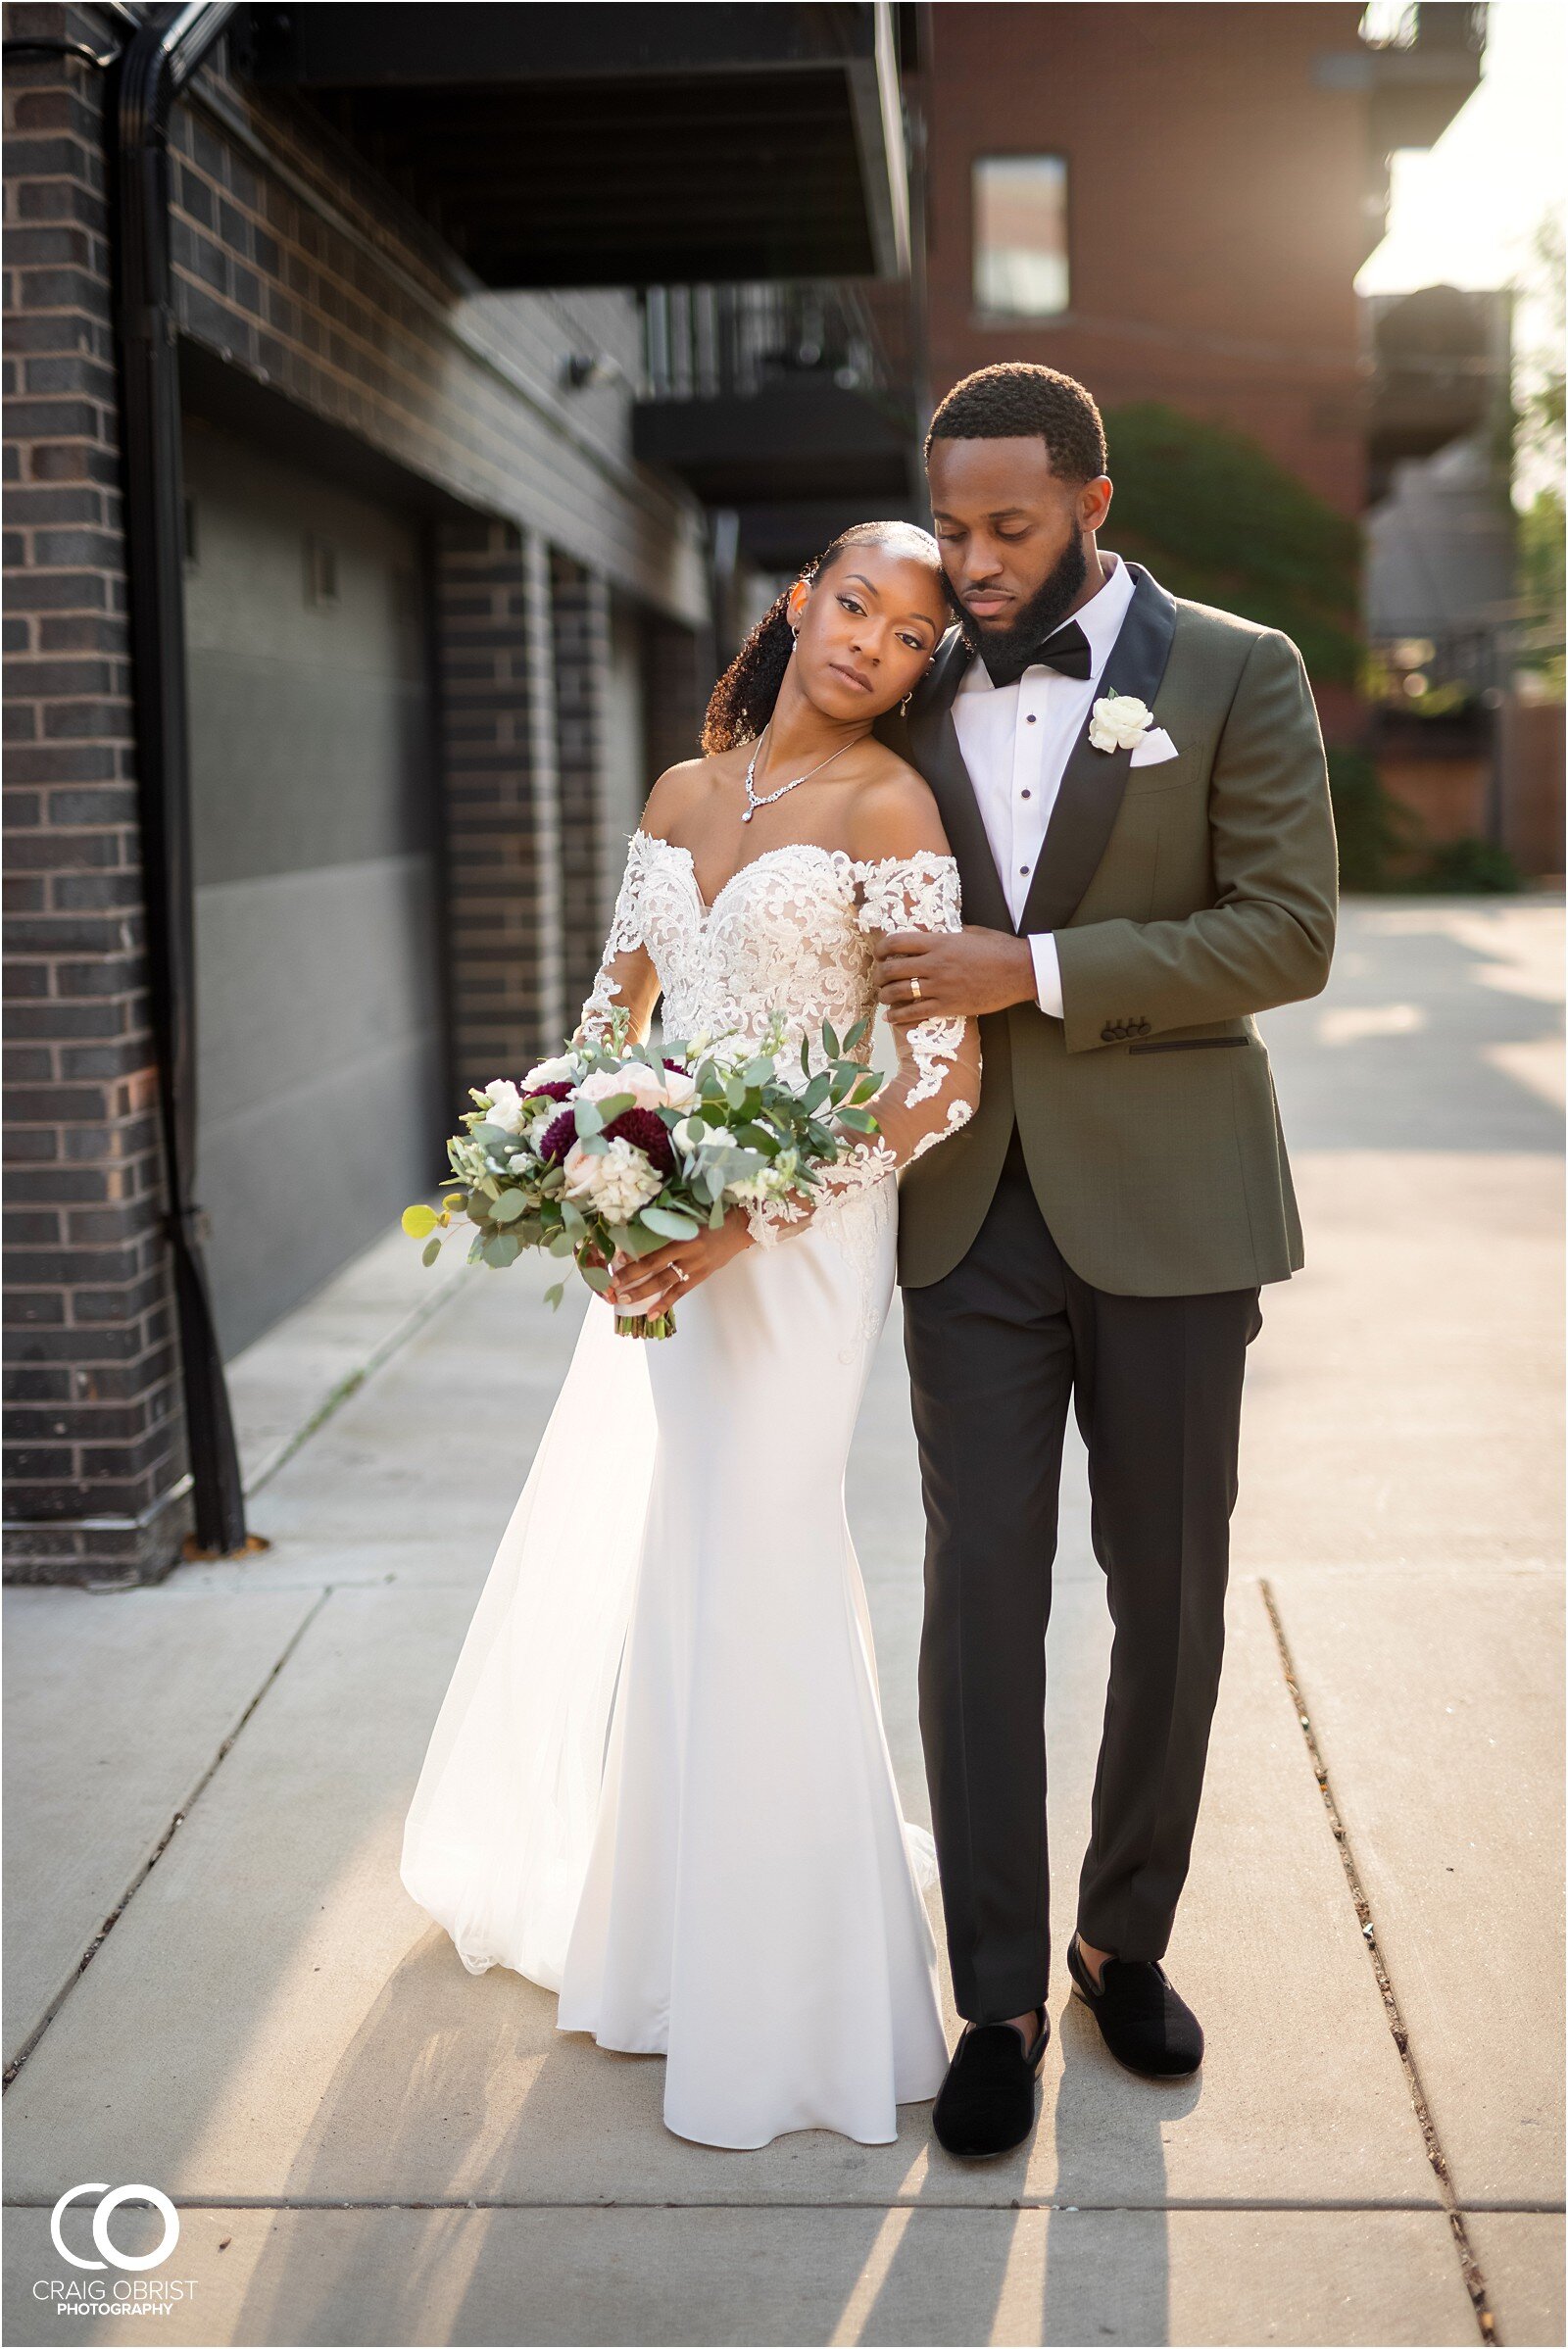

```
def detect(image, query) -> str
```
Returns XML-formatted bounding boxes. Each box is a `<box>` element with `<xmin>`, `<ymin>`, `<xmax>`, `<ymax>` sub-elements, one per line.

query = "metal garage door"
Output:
<box><xmin>182</xmin><ymin>420</ymin><xmax>446</xmax><ymax>1360</ymax></box>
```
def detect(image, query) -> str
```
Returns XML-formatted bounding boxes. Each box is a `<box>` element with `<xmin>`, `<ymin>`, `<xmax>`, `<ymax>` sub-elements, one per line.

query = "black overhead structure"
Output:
<box><xmin>634</xmin><ymin>282</ymin><xmax>919</xmax><ymax>574</ymax></box>
<box><xmin>240</xmin><ymin>2</ymin><xmax>911</xmax><ymax>285</ymax></box>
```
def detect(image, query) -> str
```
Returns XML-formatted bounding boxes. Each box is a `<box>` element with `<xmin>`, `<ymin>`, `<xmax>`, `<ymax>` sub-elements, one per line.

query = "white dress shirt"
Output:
<box><xmin>951</xmin><ymin>552</ymin><xmax>1136</xmax><ymax>1017</ymax></box>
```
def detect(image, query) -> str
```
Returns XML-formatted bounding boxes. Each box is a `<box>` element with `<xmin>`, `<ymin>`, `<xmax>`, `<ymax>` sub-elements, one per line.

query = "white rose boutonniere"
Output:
<box><xmin>1088</xmin><ymin>688</ymin><xmax>1154</xmax><ymax>755</ymax></box>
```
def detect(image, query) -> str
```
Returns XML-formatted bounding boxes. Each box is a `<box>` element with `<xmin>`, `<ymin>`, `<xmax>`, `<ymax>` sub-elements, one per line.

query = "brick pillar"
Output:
<box><xmin>551</xmin><ymin>553</ymin><xmax>611</xmax><ymax>1021</ymax></box>
<box><xmin>3</xmin><ymin>13</ymin><xmax>190</xmax><ymax>1584</ymax></box>
<box><xmin>435</xmin><ymin>518</ymin><xmax>565</xmax><ymax>1101</ymax></box>
<box><xmin>641</xmin><ymin>609</ymin><xmax>707</xmax><ymax>780</ymax></box>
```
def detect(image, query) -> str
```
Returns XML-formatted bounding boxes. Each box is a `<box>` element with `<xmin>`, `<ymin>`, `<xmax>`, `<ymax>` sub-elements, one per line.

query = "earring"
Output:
<box><xmin>899</xmin><ymin>661</ymin><xmax>933</xmax><ymax>718</ymax></box>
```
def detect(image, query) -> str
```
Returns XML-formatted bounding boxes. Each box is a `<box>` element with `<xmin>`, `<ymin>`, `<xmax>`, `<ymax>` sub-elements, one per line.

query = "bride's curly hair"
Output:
<box><xmin>700</xmin><ymin>519</ymin><xmax>942</xmax><ymax>756</ymax></box>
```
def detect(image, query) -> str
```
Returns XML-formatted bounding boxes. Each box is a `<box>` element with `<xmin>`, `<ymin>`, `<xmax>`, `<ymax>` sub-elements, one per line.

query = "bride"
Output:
<box><xmin>400</xmin><ymin>519</ymin><xmax>982</xmax><ymax>2150</ymax></box>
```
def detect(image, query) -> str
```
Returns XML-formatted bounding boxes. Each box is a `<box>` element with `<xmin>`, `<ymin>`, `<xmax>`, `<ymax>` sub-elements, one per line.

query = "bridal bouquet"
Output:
<box><xmin>402</xmin><ymin>1009</ymin><xmax>882</xmax><ymax>1337</ymax></box>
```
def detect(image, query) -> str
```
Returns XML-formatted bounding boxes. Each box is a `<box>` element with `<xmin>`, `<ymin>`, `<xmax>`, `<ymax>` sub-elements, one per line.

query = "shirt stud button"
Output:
<box><xmin>1021</xmin><ymin>789</ymin><xmax>1031</xmax><ymax>799</ymax></box>
<box><xmin>1025</xmin><ymin>713</ymin><xmax>1037</xmax><ymax>724</ymax></box>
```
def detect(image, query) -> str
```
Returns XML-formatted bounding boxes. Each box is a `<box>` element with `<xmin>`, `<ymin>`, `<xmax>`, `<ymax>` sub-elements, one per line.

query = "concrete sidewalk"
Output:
<box><xmin>5</xmin><ymin>899</ymin><xmax>1563</xmax><ymax>2348</ymax></box>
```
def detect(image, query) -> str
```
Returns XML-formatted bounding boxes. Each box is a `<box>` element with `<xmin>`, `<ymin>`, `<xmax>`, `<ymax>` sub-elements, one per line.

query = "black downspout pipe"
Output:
<box><xmin>113</xmin><ymin>2</ymin><xmax>247</xmax><ymax>1557</ymax></box>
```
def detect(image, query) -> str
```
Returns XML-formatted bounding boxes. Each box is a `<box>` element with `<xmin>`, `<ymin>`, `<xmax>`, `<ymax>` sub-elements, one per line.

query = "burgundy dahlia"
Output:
<box><xmin>539</xmin><ymin>1108</ymin><xmax>577</xmax><ymax>1163</ymax></box>
<box><xmin>604</xmin><ymin>1105</ymin><xmax>676</xmax><ymax>1175</ymax></box>
<box><xmin>528</xmin><ymin>1078</ymin><xmax>574</xmax><ymax>1104</ymax></box>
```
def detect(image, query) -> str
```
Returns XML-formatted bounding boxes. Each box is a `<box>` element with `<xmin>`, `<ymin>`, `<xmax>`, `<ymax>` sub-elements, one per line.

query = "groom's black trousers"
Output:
<box><xmin>903</xmin><ymin>1129</ymin><xmax>1262</xmax><ymax>2025</ymax></box>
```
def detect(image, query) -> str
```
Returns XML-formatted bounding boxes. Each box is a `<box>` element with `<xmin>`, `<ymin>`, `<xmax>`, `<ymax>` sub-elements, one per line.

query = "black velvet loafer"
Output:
<box><xmin>931</xmin><ymin>2005</ymin><xmax>1049</xmax><ymax>2158</ymax></box>
<box><xmin>1067</xmin><ymin>1933</ymin><xmax>1203</xmax><ymax>2080</ymax></box>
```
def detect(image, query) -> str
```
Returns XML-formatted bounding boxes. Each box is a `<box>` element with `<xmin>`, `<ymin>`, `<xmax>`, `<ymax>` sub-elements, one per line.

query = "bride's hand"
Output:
<box><xmin>605</xmin><ymin>1211</ymin><xmax>753</xmax><ymax>1320</ymax></box>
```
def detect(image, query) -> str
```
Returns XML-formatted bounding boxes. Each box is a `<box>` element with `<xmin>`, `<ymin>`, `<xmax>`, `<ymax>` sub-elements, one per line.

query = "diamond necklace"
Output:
<box><xmin>741</xmin><ymin>721</ymin><xmax>864</xmax><ymax>823</ymax></box>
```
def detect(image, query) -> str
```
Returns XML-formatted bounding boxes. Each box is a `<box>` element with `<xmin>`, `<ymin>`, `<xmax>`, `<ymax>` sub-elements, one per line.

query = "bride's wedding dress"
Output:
<box><xmin>400</xmin><ymin>830</ymin><xmax>980</xmax><ymax>2148</ymax></box>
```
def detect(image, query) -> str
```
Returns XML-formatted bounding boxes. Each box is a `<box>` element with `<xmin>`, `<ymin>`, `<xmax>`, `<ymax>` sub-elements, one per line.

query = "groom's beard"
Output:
<box><xmin>946</xmin><ymin>532</ymin><xmax>1090</xmax><ymax>685</ymax></box>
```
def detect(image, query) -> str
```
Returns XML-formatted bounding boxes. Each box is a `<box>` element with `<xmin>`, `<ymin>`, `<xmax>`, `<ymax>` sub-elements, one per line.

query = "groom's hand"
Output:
<box><xmin>876</xmin><ymin>926</ymin><xmax>1038</xmax><ymax>1026</ymax></box>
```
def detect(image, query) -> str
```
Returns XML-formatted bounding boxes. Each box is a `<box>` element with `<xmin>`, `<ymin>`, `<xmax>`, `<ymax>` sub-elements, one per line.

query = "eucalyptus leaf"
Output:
<box><xmin>420</xmin><ymin>1235</ymin><xmax>442</xmax><ymax>1267</ymax></box>
<box><xmin>836</xmin><ymin>1105</ymin><xmax>879</xmax><ymax>1133</ymax></box>
<box><xmin>589</xmin><ymin>1091</ymin><xmax>635</xmax><ymax>1125</ymax></box>
<box><xmin>491</xmin><ymin>1190</ymin><xmax>526</xmax><ymax>1223</ymax></box>
<box><xmin>844</xmin><ymin>1016</ymin><xmax>870</xmax><ymax>1052</ymax></box>
<box><xmin>482</xmin><ymin>1232</ymin><xmax>522</xmax><ymax>1268</ymax></box>
<box><xmin>641</xmin><ymin>1204</ymin><xmax>700</xmax><ymax>1241</ymax></box>
<box><xmin>543</xmin><ymin>1281</ymin><xmax>565</xmax><ymax>1310</ymax></box>
<box><xmin>401</xmin><ymin>1202</ymin><xmax>438</xmax><ymax>1239</ymax></box>
<box><xmin>573</xmin><ymin>1099</ymin><xmax>604</xmax><ymax>1138</ymax></box>
<box><xmin>580</xmin><ymin>1263</ymin><xmax>612</xmax><ymax>1294</ymax></box>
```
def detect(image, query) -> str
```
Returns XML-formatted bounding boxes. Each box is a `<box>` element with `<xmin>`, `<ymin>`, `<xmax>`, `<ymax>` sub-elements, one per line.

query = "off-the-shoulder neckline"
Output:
<box><xmin>628</xmin><ymin>830</ymin><xmax>956</xmax><ymax>919</ymax></box>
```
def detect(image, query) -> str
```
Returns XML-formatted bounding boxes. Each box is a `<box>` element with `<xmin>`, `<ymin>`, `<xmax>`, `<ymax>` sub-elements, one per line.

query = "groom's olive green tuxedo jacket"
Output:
<box><xmin>880</xmin><ymin>562</ymin><xmax>1339</xmax><ymax>1297</ymax></box>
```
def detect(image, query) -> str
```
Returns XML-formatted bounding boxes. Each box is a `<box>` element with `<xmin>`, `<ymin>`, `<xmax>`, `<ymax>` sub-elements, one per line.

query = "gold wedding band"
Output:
<box><xmin>909</xmin><ymin>975</ymin><xmax>922</xmax><ymax>1002</ymax></box>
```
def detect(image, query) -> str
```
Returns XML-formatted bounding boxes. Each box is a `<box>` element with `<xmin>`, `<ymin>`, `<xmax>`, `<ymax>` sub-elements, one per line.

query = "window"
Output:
<box><xmin>972</xmin><ymin>156</ymin><xmax>1069</xmax><ymax>319</ymax></box>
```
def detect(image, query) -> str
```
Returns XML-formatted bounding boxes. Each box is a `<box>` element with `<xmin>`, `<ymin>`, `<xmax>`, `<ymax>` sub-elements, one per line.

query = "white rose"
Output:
<box><xmin>563</xmin><ymin>1136</ymin><xmax>663</xmax><ymax>1222</ymax></box>
<box><xmin>522</xmin><ymin>1053</ymin><xmax>577</xmax><ymax>1089</ymax></box>
<box><xmin>480</xmin><ymin>1080</ymin><xmax>526</xmax><ymax>1135</ymax></box>
<box><xmin>1087</xmin><ymin>692</ymin><xmax>1153</xmax><ymax>754</ymax></box>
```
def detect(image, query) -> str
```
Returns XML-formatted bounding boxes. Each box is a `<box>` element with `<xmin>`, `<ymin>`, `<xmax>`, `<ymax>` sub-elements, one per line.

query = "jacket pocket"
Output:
<box><xmin>1127</xmin><ymin>1035</ymin><xmax>1250</xmax><ymax>1054</ymax></box>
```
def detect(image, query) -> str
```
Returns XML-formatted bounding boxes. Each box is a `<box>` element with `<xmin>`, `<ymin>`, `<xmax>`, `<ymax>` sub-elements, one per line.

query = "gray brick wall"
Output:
<box><xmin>3</xmin><ymin>4</ymin><xmax>189</xmax><ymax>1582</ymax></box>
<box><xmin>436</xmin><ymin>520</ymin><xmax>566</xmax><ymax>1096</ymax></box>
<box><xmin>3</xmin><ymin>8</ymin><xmax>710</xmax><ymax>1582</ymax></box>
<box><xmin>552</xmin><ymin>554</ymin><xmax>612</xmax><ymax>1023</ymax></box>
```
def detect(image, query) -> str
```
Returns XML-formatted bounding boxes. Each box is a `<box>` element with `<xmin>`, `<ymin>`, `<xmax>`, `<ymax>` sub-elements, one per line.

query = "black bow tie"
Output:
<box><xmin>979</xmin><ymin>617</ymin><xmax>1093</xmax><ymax>691</ymax></box>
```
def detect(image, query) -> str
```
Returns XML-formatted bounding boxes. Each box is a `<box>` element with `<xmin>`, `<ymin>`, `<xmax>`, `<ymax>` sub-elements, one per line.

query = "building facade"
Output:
<box><xmin>918</xmin><ymin>2</ymin><xmax>1482</xmax><ymax>520</ymax></box>
<box><xmin>1</xmin><ymin>1</ymin><xmax>1490</xmax><ymax>1585</ymax></box>
<box><xmin>2</xmin><ymin>1</ymin><xmax>906</xmax><ymax>1583</ymax></box>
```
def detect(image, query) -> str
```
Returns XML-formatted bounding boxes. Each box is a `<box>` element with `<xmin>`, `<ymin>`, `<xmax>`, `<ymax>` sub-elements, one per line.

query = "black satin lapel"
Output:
<box><xmin>903</xmin><ymin>629</ymin><xmax>1013</xmax><ymax>934</ymax></box>
<box><xmin>1017</xmin><ymin>563</ymin><xmax>1180</xmax><ymax>938</ymax></box>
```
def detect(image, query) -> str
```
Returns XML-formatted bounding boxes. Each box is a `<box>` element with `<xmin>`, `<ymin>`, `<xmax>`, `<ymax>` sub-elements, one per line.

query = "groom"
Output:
<box><xmin>874</xmin><ymin>363</ymin><xmax>1338</xmax><ymax>2158</ymax></box>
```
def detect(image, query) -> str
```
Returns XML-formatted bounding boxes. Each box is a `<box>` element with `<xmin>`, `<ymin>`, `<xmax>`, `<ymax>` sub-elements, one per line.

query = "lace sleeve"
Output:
<box><xmin>744</xmin><ymin>851</ymin><xmax>982</xmax><ymax>1248</ymax></box>
<box><xmin>574</xmin><ymin>830</ymin><xmax>662</xmax><ymax>1048</ymax></box>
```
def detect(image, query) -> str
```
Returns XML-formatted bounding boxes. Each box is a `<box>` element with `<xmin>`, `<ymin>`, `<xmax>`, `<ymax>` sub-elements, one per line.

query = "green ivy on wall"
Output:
<box><xmin>1101</xmin><ymin>402</ymin><xmax>1362</xmax><ymax>685</ymax></box>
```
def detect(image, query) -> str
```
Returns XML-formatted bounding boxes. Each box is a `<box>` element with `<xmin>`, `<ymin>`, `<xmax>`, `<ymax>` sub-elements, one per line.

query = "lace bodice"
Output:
<box><xmin>576</xmin><ymin>830</ymin><xmax>982</xmax><ymax>1243</ymax></box>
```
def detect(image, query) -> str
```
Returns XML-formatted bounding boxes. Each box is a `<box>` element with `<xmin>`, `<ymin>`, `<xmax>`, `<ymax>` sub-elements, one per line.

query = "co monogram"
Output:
<box><xmin>50</xmin><ymin>2182</ymin><xmax>180</xmax><ymax>2273</ymax></box>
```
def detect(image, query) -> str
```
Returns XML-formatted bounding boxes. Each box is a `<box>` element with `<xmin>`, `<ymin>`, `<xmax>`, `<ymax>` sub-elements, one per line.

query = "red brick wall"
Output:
<box><xmin>922</xmin><ymin>1</ymin><xmax>1371</xmax><ymax>516</ymax></box>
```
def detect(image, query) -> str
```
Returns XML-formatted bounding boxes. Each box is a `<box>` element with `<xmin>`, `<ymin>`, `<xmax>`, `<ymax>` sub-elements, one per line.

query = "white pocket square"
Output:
<box><xmin>1128</xmin><ymin>726</ymin><xmax>1179</xmax><ymax>767</ymax></box>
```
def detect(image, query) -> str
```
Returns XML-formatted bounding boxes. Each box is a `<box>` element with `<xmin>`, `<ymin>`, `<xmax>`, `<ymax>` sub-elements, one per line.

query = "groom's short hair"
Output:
<box><xmin>925</xmin><ymin>364</ymin><xmax>1107</xmax><ymax>484</ymax></box>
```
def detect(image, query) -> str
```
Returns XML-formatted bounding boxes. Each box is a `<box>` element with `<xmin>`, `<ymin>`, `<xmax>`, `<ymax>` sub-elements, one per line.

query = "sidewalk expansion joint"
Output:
<box><xmin>0</xmin><ymin>1588</ymin><xmax>334</xmax><ymax>2096</ymax></box>
<box><xmin>243</xmin><ymin>1263</ymin><xmax>474</xmax><ymax>1500</ymax></box>
<box><xmin>11</xmin><ymin>2196</ymin><xmax>1545</xmax><ymax>2215</ymax></box>
<box><xmin>1259</xmin><ymin>1579</ymin><xmax>1498</xmax><ymax>2347</ymax></box>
